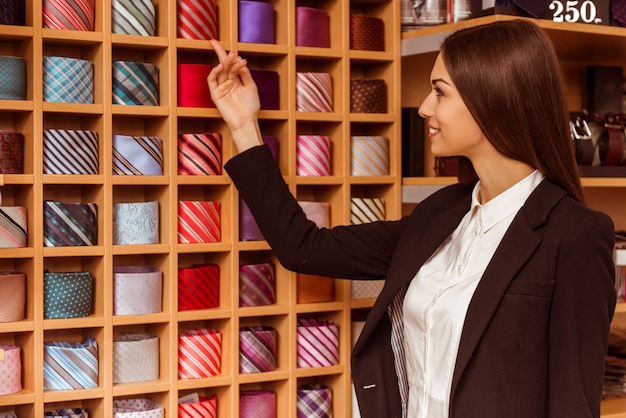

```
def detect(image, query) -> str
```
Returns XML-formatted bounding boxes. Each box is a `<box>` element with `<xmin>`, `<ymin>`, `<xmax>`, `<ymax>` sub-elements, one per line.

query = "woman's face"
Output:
<box><xmin>418</xmin><ymin>53</ymin><xmax>487</xmax><ymax>159</ymax></box>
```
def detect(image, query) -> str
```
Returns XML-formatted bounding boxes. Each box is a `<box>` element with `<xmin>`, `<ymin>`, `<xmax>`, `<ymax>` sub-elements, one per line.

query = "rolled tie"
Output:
<box><xmin>240</xmin><ymin>390</ymin><xmax>276</xmax><ymax>418</ymax></box>
<box><xmin>113</xmin><ymin>265</ymin><xmax>162</xmax><ymax>315</ymax></box>
<box><xmin>44</xmin><ymin>409</ymin><xmax>90</xmax><ymax>418</ymax></box>
<box><xmin>178</xmin><ymin>200</ymin><xmax>220</xmax><ymax>243</ymax></box>
<box><xmin>350</xmin><ymin>78</ymin><xmax>387</xmax><ymax>113</ymax></box>
<box><xmin>239</xmin><ymin>262</ymin><xmax>275</xmax><ymax>307</ymax></box>
<box><xmin>239</xmin><ymin>0</ymin><xmax>275</xmax><ymax>44</ymax></box>
<box><xmin>112</xmin><ymin>200</ymin><xmax>159</xmax><ymax>245</ymax></box>
<box><xmin>0</xmin><ymin>345</ymin><xmax>21</xmax><ymax>395</ymax></box>
<box><xmin>239</xmin><ymin>326</ymin><xmax>277</xmax><ymax>373</ymax></box>
<box><xmin>112</xmin><ymin>134</ymin><xmax>163</xmax><ymax>175</ymax></box>
<box><xmin>350</xmin><ymin>14</ymin><xmax>385</xmax><ymax>51</ymax></box>
<box><xmin>0</xmin><ymin>56</ymin><xmax>26</xmax><ymax>100</ymax></box>
<box><xmin>0</xmin><ymin>412</ymin><xmax>17</xmax><ymax>418</ymax></box>
<box><xmin>0</xmin><ymin>272</ymin><xmax>25</xmax><ymax>322</ymax></box>
<box><xmin>178</xmin><ymin>263</ymin><xmax>219</xmax><ymax>311</ymax></box>
<box><xmin>42</xmin><ymin>0</ymin><xmax>95</xmax><ymax>31</ymax></box>
<box><xmin>0</xmin><ymin>131</ymin><xmax>24</xmax><ymax>174</ymax></box>
<box><xmin>43</xmin><ymin>336</ymin><xmax>98</xmax><ymax>390</ymax></box>
<box><xmin>178</xmin><ymin>63</ymin><xmax>215</xmax><ymax>108</ymax></box>
<box><xmin>178</xmin><ymin>132</ymin><xmax>222</xmax><ymax>175</ymax></box>
<box><xmin>350</xmin><ymin>135</ymin><xmax>389</xmax><ymax>176</ymax></box>
<box><xmin>296</xmin><ymin>318</ymin><xmax>339</xmax><ymax>368</ymax></box>
<box><xmin>176</xmin><ymin>0</ymin><xmax>217</xmax><ymax>40</ymax></box>
<box><xmin>43</xmin><ymin>129</ymin><xmax>99</xmax><ymax>175</ymax></box>
<box><xmin>43</xmin><ymin>270</ymin><xmax>94</xmax><ymax>319</ymax></box>
<box><xmin>112</xmin><ymin>61</ymin><xmax>159</xmax><ymax>106</ymax></box>
<box><xmin>113</xmin><ymin>398</ymin><xmax>164</xmax><ymax>418</ymax></box>
<box><xmin>297</xmin><ymin>384</ymin><xmax>333</xmax><ymax>418</ymax></box>
<box><xmin>43</xmin><ymin>201</ymin><xmax>97</xmax><ymax>247</ymax></box>
<box><xmin>0</xmin><ymin>205</ymin><xmax>27</xmax><ymax>248</ymax></box>
<box><xmin>296</xmin><ymin>72</ymin><xmax>333</xmax><ymax>112</ymax></box>
<box><xmin>113</xmin><ymin>333</ymin><xmax>159</xmax><ymax>383</ymax></box>
<box><xmin>178</xmin><ymin>394</ymin><xmax>217</xmax><ymax>418</ymax></box>
<box><xmin>43</xmin><ymin>56</ymin><xmax>94</xmax><ymax>104</ymax></box>
<box><xmin>249</xmin><ymin>69</ymin><xmax>280</xmax><ymax>110</ymax></box>
<box><xmin>111</xmin><ymin>0</ymin><xmax>156</xmax><ymax>36</ymax></box>
<box><xmin>178</xmin><ymin>328</ymin><xmax>222</xmax><ymax>379</ymax></box>
<box><xmin>296</xmin><ymin>6</ymin><xmax>330</xmax><ymax>48</ymax></box>
<box><xmin>0</xmin><ymin>0</ymin><xmax>25</xmax><ymax>26</ymax></box>
<box><xmin>296</xmin><ymin>135</ymin><xmax>331</xmax><ymax>176</ymax></box>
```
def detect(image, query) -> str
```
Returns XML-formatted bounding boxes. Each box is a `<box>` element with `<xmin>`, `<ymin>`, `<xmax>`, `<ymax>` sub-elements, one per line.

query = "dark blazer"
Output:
<box><xmin>225</xmin><ymin>145</ymin><xmax>617</xmax><ymax>418</ymax></box>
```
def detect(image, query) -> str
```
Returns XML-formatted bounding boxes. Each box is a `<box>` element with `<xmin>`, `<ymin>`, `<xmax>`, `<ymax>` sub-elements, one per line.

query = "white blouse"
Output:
<box><xmin>402</xmin><ymin>170</ymin><xmax>544</xmax><ymax>418</ymax></box>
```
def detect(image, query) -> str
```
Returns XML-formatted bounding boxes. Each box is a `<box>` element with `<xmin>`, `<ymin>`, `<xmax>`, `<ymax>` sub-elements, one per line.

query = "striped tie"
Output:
<box><xmin>178</xmin><ymin>132</ymin><xmax>222</xmax><ymax>175</ymax></box>
<box><xmin>351</xmin><ymin>197</ymin><xmax>385</xmax><ymax>224</ymax></box>
<box><xmin>43</xmin><ymin>336</ymin><xmax>98</xmax><ymax>390</ymax></box>
<box><xmin>296</xmin><ymin>135</ymin><xmax>331</xmax><ymax>176</ymax></box>
<box><xmin>178</xmin><ymin>394</ymin><xmax>217</xmax><ymax>418</ymax></box>
<box><xmin>177</xmin><ymin>0</ymin><xmax>217</xmax><ymax>40</ymax></box>
<box><xmin>178</xmin><ymin>263</ymin><xmax>220</xmax><ymax>311</ymax></box>
<box><xmin>178</xmin><ymin>328</ymin><xmax>222</xmax><ymax>379</ymax></box>
<box><xmin>44</xmin><ymin>408</ymin><xmax>90</xmax><ymax>417</ymax></box>
<box><xmin>112</xmin><ymin>61</ymin><xmax>159</xmax><ymax>105</ymax></box>
<box><xmin>43</xmin><ymin>129</ymin><xmax>99</xmax><ymax>174</ymax></box>
<box><xmin>297</xmin><ymin>384</ymin><xmax>333</xmax><ymax>418</ymax></box>
<box><xmin>111</xmin><ymin>0</ymin><xmax>156</xmax><ymax>36</ymax></box>
<box><xmin>42</xmin><ymin>0</ymin><xmax>95</xmax><ymax>31</ymax></box>
<box><xmin>296</xmin><ymin>318</ymin><xmax>339</xmax><ymax>368</ymax></box>
<box><xmin>178</xmin><ymin>201</ymin><xmax>220</xmax><ymax>243</ymax></box>
<box><xmin>43</xmin><ymin>56</ymin><xmax>94</xmax><ymax>104</ymax></box>
<box><xmin>350</xmin><ymin>135</ymin><xmax>389</xmax><ymax>176</ymax></box>
<box><xmin>296</xmin><ymin>72</ymin><xmax>333</xmax><ymax>112</ymax></box>
<box><xmin>112</xmin><ymin>134</ymin><xmax>163</xmax><ymax>175</ymax></box>
<box><xmin>43</xmin><ymin>201</ymin><xmax>97</xmax><ymax>247</ymax></box>
<box><xmin>239</xmin><ymin>263</ymin><xmax>275</xmax><ymax>307</ymax></box>
<box><xmin>0</xmin><ymin>206</ymin><xmax>27</xmax><ymax>248</ymax></box>
<box><xmin>239</xmin><ymin>326</ymin><xmax>277</xmax><ymax>373</ymax></box>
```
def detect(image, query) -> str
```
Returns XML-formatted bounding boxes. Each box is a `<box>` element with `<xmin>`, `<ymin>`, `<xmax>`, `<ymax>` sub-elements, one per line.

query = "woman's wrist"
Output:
<box><xmin>229</xmin><ymin>120</ymin><xmax>263</xmax><ymax>153</ymax></box>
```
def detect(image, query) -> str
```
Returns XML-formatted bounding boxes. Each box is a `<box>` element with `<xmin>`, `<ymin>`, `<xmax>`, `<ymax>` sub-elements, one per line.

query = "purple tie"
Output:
<box><xmin>297</xmin><ymin>384</ymin><xmax>333</xmax><ymax>418</ymax></box>
<box><xmin>296</xmin><ymin>6</ymin><xmax>330</xmax><ymax>48</ymax></box>
<box><xmin>239</xmin><ymin>0</ymin><xmax>275</xmax><ymax>44</ymax></box>
<box><xmin>239</xmin><ymin>326</ymin><xmax>277</xmax><ymax>373</ymax></box>
<box><xmin>239</xmin><ymin>262</ymin><xmax>275</xmax><ymax>307</ymax></box>
<box><xmin>249</xmin><ymin>69</ymin><xmax>280</xmax><ymax>110</ymax></box>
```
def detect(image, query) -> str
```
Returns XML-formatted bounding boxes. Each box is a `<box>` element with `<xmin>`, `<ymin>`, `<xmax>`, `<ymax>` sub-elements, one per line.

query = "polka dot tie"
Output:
<box><xmin>43</xmin><ymin>270</ymin><xmax>94</xmax><ymax>319</ymax></box>
<box><xmin>113</xmin><ymin>398</ymin><xmax>164</xmax><ymax>418</ymax></box>
<box><xmin>0</xmin><ymin>56</ymin><xmax>26</xmax><ymax>100</ymax></box>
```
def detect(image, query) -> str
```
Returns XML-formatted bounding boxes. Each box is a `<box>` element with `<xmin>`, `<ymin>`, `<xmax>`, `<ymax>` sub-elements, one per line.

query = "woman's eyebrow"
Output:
<box><xmin>431</xmin><ymin>77</ymin><xmax>451</xmax><ymax>86</ymax></box>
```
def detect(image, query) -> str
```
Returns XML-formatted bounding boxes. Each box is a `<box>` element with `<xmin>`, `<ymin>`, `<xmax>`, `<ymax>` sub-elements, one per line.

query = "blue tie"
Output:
<box><xmin>112</xmin><ymin>61</ymin><xmax>159</xmax><ymax>105</ymax></box>
<box><xmin>112</xmin><ymin>134</ymin><xmax>163</xmax><ymax>175</ymax></box>
<box><xmin>43</xmin><ymin>56</ymin><xmax>94</xmax><ymax>103</ymax></box>
<box><xmin>0</xmin><ymin>55</ymin><xmax>26</xmax><ymax>100</ymax></box>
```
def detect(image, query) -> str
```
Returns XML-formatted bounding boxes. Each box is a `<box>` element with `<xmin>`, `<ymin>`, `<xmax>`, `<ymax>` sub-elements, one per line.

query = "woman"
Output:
<box><xmin>208</xmin><ymin>19</ymin><xmax>616</xmax><ymax>418</ymax></box>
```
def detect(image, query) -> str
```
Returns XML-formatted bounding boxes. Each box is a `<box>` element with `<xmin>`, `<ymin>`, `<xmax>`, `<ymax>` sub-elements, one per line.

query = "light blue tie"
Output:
<box><xmin>0</xmin><ymin>55</ymin><xmax>26</xmax><ymax>100</ymax></box>
<box><xmin>43</xmin><ymin>56</ymin><xmax>94</xmax><ymax>103</ymax></box>
<box><xmin>43</xmin><ymin>129</ymin><xmax>99</xmax><ymax>174</ymax></box>
<box><xmin>112</xmin><ymin>61</ymin><xmax>159</xmax><ymax>105</ymax></box>
<box><xmin>43</xmin><ymin>336</ymin><xmax>99</xmax><ymax>390</ymax></box>
<box><xmin>112</xmin><ymin>201</ymin><xmax>159</xmax><ymax>244</ymax></box>
<box><xmin>112</xmin><ymin>134</ymin><xmax>163</xmax><ymax>175</ymax></box>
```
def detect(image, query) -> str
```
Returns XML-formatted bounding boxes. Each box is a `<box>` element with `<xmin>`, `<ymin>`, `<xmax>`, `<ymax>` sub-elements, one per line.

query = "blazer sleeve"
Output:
<box><xmin>225</xmin><ymin>145</ymin><xmax>407</xmax><ymax>280</ymax></box>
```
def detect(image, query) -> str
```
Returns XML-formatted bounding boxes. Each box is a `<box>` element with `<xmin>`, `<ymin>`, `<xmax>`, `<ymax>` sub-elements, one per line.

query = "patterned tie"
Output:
<box><xmin>43</xmin><ymin>201</ymin><xmax>97</xmax><ymax>246</ymax></box>
<box><xmin>113</xmin><ymin>333</ymin><xmax>159</xmax><ymax>383</ymax></box>
<box><xmin>178</xmin><ymin>63</ymin><xmax>214</xmax><ymax>108</ymax></box>
<box><xmin>350</xmin><ymin>135</ymin><xmax>389</xmax><ymax>176</ymax></box>
<box><xmin>0</xmin><ymin>272</ymin><xmax>25</xmax><ymax>322</ymax></box>
<box><xmin>0</xmin><ymin>205</ymin><xmax>27</xmax><ymax>248</ymax></box>
<box><xmin>0</xmin><ymin>56</ymin><xmax>26</xmax><ymax>100</ymax></box>
<box><xmin>43</xmin><ymin>336</ymin><xmax>98</xmax><ymax>390</ymax></box>
<box><xmin>296</xmin><ymin>135</ymin><xmax>331</xmax><ymax>176</ymax></box>
<box><xmin>112</xmin><ymin>134</ymin><xmax>163</xmax><ymax>175</ymax></box>
<box><xmin>178</xmin><ymin>200</ymin><xmax>220</xmax><ymax>243</ymax></box>
<box><xmin>0</xmin><ymin>411</ymin><xmax>17</xmax><ymax>418</ymax></box>
<box><xmin>296</xmin><ymin>72</ymin><xmax>333</xmax><ymax>112</ymax></box>
<box><xmin>0</xmin><ymin>0</ymin><xmax>25</xmax><ymax>25</ymax></box>
<box><xmin>43</xmin><ymin>270</ymin><xmax>94</xmax><ymax>319</ymax></box>
<box><xmin>239</xmin><ymin>262</ymin><xmax>275</xmax><ymax>307</ymax></box>
<box><xmin>178</xmin><ymin>263</ymin><xmax>219</xmax><ymax>311</ymax></box>
<box><xmin>0</xmin><ymin>345</ymin><xmax>21</xmax><ymax>395</ymax></box>
<box><xmin>178</xmin><ymin>132</ymin><xmax>222</xmax><ymax>175</ymax></box>
<box><xmin>240</xmin><ymin>390</ymin><xmax>276</xmax><ymax>418</ymax></box>
<box><xmin>113</xmin><ymin>398</ymin><xmax>164</xmax><ymax>418</ymax></box>
<box><xmin>350</xmin><ymin>198</ymin><xmax>385</xmax><ymax>299</ymax></box>
<box><xmin>350</xmin><ymin>78</ymin><xmax>387</xmax><ymax>113</ymax></box>
<box><xmin>350</xmin><ymin>14</ymin><xmax>385</xmax><ymax>51</ymax></box>
<box><xmin>239</xmin><ymin>326</ymin><xmax>277</xmax><ymax>374</ymax></box>
<box><xmin>44</xmin><ymin>408</ymin><xmax>90</xmax><ymax>418</ymax></box>
<box><xmin>43</xmin><ymin>56</ymin><xmax>94</xmax><ymax>104</ymax></box>
<box><xmin>177</xmin><ymin>0</ymin><xmax>217</xmax><ymax>40</ymax></box>
<box><xmin>239</xmin><ymin>0</ymin><xmax>275</xmax><ymax>44</ymax></box>
<box><xmin>112</xmin><ymin>201</ymin><xmax>159</xmax><ymax>245</ymax></box>
<box><xmin>296</xmin><ymin>6</ymin><xmax>330</xmax><ymax>48</ymax></box>
<box><xmin>43</xmin><ymin>129</ymin><xmax>99</xmax><ymax>175</ymax></box>
<box><xmin>112</xmin><ymin>61</ymin><xmax>159</xmax><ymax>105</ymax></box>
<box><xmin>42</xmin><ymin>0</ymin><xmax>95</xmax><ymax>31</ymax></box>
<box><xmin>296</xmin><ymin>318</ymin><xmax>339</xmax><ymax>368</ymax></box>
<box><xmin>113</xmin><ymin>265</ymin><xmax>162</xmax><ymax>315</ymax></box>
<box><xmin>178</xmin><ymin>394</ymin><xmax>217</xmax><ymax>418</ymax></box>
<box><xmin>297</xmin><ymin>384</ymin><xmax>333</xmax><ymax>418</ymax></box>
<box><xmin>111</xmin><ymin>0</ymin><xmax>156</xmax><ymax>36</ymax></box>
<box><xmin>0</xmin><ymin>131</ymin><xmax>24</xmax><ymax>174</ymax></box>
<box><xmin>178</xmin><ymin>328</ymin><xmax>222</xmax><ymax>379</ymax></box>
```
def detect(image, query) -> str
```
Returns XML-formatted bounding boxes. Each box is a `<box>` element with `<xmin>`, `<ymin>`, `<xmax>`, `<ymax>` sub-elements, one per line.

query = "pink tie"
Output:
<box><xmin>0</xmin><ymin>345</ymin><xmax>21</xmax><ymax>395</ymax></box>
<box><xmin>178</xmin><ymin>328</ymin><xmax>222</xmax><ymax>379</ymax></box>
<box><xmin>296</xmin><ymin>135</ymin><xmax>331</xmax><ymax>176</ymax></box>
<box><xmin>296</xmin><ymin>72</ymin><xmax>333</xmax><ymax>112</ymax></box>
<box><xmin>178</xmin><ymin>201</ymin><xmax>220</xmax><ymax>243</ymax></box>
<box><xmin>178</xmin><ymin>132</ymin><xmax>222</xmax><ymax>175</ymax></box>
<box><xmin>296</xmin><ymin>318</ymin><xmax>339</xmax><ymax>368</ymax></box>
<box><xmin>177</xmin><ymin>0</ymin><xmax>217</xmax><ymax>40</ymax></box>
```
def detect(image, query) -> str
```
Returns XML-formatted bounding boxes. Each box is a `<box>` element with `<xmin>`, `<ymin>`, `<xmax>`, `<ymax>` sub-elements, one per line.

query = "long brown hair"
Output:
<box><xmin>440</xmin><ymin>19</ymin><xmax>585</xmax><ymax>203</ymax></box>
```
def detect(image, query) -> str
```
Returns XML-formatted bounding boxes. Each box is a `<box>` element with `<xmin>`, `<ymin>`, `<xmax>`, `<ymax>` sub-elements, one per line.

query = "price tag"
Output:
<box><xmin>0</xmin><ymin>348</ymin><xmax>4</xmax><ymax>362</ymax></box>
<box><xmin>548</xmin><ymin>0</ymin><xmax>609</xmax><ymax>24</ymax></box>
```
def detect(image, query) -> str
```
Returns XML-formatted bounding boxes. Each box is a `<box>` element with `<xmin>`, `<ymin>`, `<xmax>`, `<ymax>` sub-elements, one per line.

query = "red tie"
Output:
<box><xmin>176</xmin><ymin>0</ymin><xmax>217</xmax><ymax>40</ymax></box>
<box><xmin>178</xmin><ymin>263</ymin><xmax>219</xmax><ymax>311</ymax></box>
<box><xmin>178</xmin><ymin>200</ymin><xmax>220</xmax><ymax>243</ymax></box>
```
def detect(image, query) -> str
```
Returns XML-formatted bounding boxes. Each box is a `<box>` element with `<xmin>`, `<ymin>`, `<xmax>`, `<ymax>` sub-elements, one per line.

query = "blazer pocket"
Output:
<box><xmin>506</xmin><ymin>279</ymin><xmax>555</xmax><ymax>299</ymax></box>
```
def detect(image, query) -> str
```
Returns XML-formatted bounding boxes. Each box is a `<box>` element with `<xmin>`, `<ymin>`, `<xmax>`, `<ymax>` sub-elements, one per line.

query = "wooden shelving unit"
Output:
<box><xmin>0</xmin><ymin>0</ymin><xmax>401</xmax><ymax>416</ymax></box>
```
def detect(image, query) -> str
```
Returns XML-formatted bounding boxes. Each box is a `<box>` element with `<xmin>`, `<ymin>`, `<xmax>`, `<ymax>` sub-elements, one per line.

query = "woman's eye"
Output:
<box><xmin>434</xmin><ymin>87</ymin><xmax>443</xmax><ymax>96</ymax></box>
